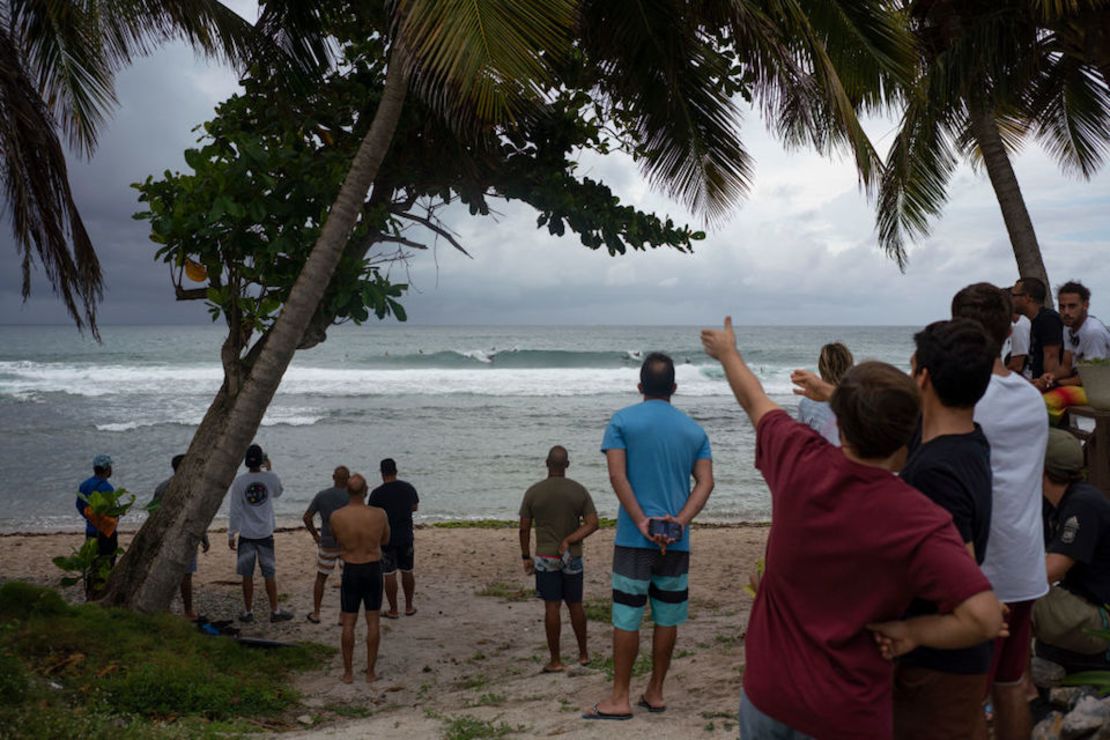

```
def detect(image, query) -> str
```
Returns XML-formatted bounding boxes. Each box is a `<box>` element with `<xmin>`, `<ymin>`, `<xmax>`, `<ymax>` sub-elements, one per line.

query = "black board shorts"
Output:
<box><xmin>340</xmin><ymin>560</ymin><xmax>383</xmax><ymax>614</ymax></box>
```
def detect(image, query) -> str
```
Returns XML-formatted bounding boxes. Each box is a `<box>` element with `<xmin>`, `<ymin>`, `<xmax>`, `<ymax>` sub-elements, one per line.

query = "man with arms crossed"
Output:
<box><xmin>952</xmin><ymin>283</ymin><xmax>1049</xmax><ymax>740</ymax></box>
<box><xmin>893</xmin><ymin>320</ymin><xmax>996</xmax><ymax>738</ymax></box>
<box><xmin>1012</xmin><ymin>276</ymin><xmax>1064</xmax><ymax>387</ymax></box>
<box><xmin>520</xmin><ymin>445</ymin><xmax>599</xmax><ymax>673</ymax></box>
<box><xmin>705</xmin><ymin>317</ymin><xmax>1005</xmax><ymax>740</ymax></box>
<box><xmin>330</xmin><ymin>473</ymin><xmax>390</xmax><ymax>684</ymax></box>
<box><xmin>585</xmin><ymin>352</ymin><xmax>713</xmax><ymax>721</ymax></box>
<box><xmin>1041</xmin><ymin>280</ymin><xmax>1110</xmax><ymax>423</ymax></box>
<box><xmin>303</xmin><ymin>465</ymin><xmax>350</xmax><ymax>624</ymax></box>
<box><xmin>369</xmin><ymin>458</ymin><xmax>419</xmax><ymax>618</ymax></box>
<box><xmin>228</xmin><ymin>444</ymin><xmax>293</xmax><ymax>623</ymax></box>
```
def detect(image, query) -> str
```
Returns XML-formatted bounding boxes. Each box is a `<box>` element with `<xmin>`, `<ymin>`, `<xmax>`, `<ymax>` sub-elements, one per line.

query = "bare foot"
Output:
<box><xmin>641</xmin><ymin>688</ymin><xmax>665</xmax><ymax>709</ymax></box>
<box><xmin>366</xmin><ymin>671</ymin><xmax>379</xmax><ymax>683</ymax></box>
<box><xmin>542</xmin><ymin>662</ymin><xmax>566</xmax><ymax>673</ymax></box>
<box><xmin>592</xmin><ymin>697</ymin><xmax>632</xmax><ymax>716</ymax></box>
<box><xmin>383</xmin><ymin>610</ymin><xmax>400</xmax><ymax>620</ymax></box>
<box><xmin>405</xmin><ymin>607</ymin><xmax>417</xmax><ymax>616</ymax></box>
<box><xmin>341</xmin><ymin>672</ymin><xmax>353</xmax><ymax>684</ymax></box>
<box><xmin>578</xmin><ymin>654</ymin><xmax>590</xmax><ymax>666</ymax></box>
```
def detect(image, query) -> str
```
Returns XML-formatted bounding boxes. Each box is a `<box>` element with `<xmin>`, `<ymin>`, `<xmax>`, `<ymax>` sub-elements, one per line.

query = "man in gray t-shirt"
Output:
<box><xmin>303</xmin><ymin>466</ymin><xmax>350</xmax><ymax>623</ymax></box>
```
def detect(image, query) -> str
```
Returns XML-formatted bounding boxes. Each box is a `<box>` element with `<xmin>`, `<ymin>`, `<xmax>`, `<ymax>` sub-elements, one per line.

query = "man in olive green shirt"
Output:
<box><xmin>519</xmin><ymin>445</ymin><xmax>600</xmax><ymax>672</ymax></box>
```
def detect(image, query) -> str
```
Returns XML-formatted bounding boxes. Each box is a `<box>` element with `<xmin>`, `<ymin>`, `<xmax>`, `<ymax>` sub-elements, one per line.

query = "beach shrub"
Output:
<box><xmin>0</xmin><ymin>583</ymin><xmax>331</xmax><ymax>736</ymax></box>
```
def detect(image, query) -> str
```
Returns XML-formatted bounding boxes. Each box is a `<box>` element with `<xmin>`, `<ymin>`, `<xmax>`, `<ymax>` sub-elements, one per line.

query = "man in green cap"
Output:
<box><xmin>1033</xmin><ymin>429</ymin><xmax>1110</xmax><ymax>671</ymax></box>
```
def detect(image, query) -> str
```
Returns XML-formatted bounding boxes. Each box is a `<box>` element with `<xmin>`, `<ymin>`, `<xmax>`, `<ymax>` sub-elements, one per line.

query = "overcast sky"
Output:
<box><xmin>2</xmin><ymin>24</ymin><xmax>1108</xmax><ymax>328</ymax></box>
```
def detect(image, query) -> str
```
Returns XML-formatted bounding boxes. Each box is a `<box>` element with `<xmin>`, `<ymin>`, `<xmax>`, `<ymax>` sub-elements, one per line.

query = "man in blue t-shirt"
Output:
<box><xmin>585</xmin><ymin>352</ymin><xmax>714</xmax><ymax>721</ymax></box>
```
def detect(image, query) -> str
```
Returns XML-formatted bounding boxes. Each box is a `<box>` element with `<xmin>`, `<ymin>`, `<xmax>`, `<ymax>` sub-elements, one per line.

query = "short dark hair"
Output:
<box><xmin>1057</xmin><ymin>280</ymin><xmax>1091</xmax><ymax>303</ymax></box>
<box><xmin>380</xmin><ymin>458</ymin><xmax>397</xmax><ymax>476</ymax></box>
<box><xmin>640</xmin><ymin>352</ymin><xmax>676</xmax><ymax>398</ymax></box>
<box><xmin>951</xmin><ymin>282</ymin><xmax>1011</xmax><ymax>358</ymax></box>
<box><xmin>1018</xmin><ymin>276</ymin><xmax>1047</xmax><ymax>304</ymax></box>
<box><xmin>829</xmin><ymin>361</ymin><xmax>921</xmax><ymax>460</ymax></box>
<box><xmin>913</xmin><ymin>319</ymin><xmax>995</xmax><ymax>408</ymax></box>
<box><xmin>93</xmin><ymin>466</ymin><xmax>110</xmax><ymax>477</ymax></box>
<box><xmin>171</xmin><ymin>454</ymin><xmax>185</xmax><ymax>472</ymax></box>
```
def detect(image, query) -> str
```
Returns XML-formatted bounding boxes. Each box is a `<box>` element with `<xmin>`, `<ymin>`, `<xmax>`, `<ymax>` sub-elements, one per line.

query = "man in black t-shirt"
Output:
<box><xmin>1034</xmin><ymin>430</ymin><xmax>1110</xmax><ymax>667</ymax></box>
<box><xmin>368</xmin><ymin>458</ymin><xmax>420</xmax><ymax>618</ymax></box>
<box><xmin>1012</xmin><ymin>276</ymin><xmax>1063</xmax><ymax>385</ymax></box>
<box><xmin>894</xmin><ymin>319</ymin><xmax>996</xmax><ymax>740</ymax></box>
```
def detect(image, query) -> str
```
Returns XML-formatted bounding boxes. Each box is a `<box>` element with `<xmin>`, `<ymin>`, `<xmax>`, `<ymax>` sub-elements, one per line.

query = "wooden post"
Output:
<box><xmin>1068</xmin><ymin>406</ymin><xmax>1110</xmax><ymax>497</ymax></box>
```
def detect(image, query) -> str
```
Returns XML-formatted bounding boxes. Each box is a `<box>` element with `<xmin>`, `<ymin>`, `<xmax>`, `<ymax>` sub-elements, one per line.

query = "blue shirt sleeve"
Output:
<box><xmin>696</xmin><ymin>430</ymin><xmax>712</xmax><ymax>460</ymax></box>
<box><xmin>600</xmin><ymin>413</ymin><xmax>626</xmax><ymax>453</ymax></box>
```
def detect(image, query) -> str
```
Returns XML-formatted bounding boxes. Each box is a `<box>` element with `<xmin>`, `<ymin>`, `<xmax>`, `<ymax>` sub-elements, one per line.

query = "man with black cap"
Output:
<box><xmin>1034</xmin><ymin>429</ymin><xmax>1110</xmax><ymax>672</ymax></box>
<box><xmin>228</xmin><ymin>444</ymin><xmax>292</xmax><ymax>623</ymax></box>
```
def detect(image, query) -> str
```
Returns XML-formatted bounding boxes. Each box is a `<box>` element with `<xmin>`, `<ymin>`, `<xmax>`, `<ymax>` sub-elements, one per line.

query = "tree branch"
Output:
<box><xmin>175</xmin><ymin>286</ymin><xmax>208</xmax><ymax>301</ymax></box>
<box><xmin>396</xmin><ymin>211</ymin><xmax>472</xmax><ymax>257</ymax></box>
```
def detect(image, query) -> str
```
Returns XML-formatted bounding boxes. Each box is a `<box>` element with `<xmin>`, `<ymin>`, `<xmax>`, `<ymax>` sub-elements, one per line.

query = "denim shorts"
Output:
<box><xmin>236</xmin><ymin>536</ymin><xmax>276</xmax><ymax>578</ymax></box>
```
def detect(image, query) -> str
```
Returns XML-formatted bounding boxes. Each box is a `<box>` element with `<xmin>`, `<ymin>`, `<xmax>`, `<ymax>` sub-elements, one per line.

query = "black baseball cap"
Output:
<box><xmin>245</xmin><ymin>444</ymin><xmax>265</xmax><ymax>468</ymax></box>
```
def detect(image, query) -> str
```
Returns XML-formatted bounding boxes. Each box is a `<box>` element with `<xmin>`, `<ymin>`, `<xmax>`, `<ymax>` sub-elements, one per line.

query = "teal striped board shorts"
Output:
<box><xmin>611</xmin><ymin>546</ymin><xmax>690</xmax><ymax>631</ymax></box>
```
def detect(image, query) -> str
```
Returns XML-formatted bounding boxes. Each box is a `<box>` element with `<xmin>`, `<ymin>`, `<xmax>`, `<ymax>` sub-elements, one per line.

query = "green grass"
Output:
<box><xmin>456</xmin><ymin>673</ymin><xmax>489</xmax><ymax>691</ymax></box>
<box><xmin>441</xmin><ymin>715</ymin><xmax>524</xmax><ymax>739</ymax></box>
<box><xmin>475</xmin><ymin>582</ymin><xmax>532</xmax><ymax>602</ymax></box>
<box><xmin>0</xmin><ymin>581</ymin><xmax>333</xmax><ymax>738</ymax></box>
<box><xmin>582</xmin><ymin>598</ymin><xmax>610</xmax><ymax>622</ymax></box>
<box><xmin>471</xmin><ymin>692</ymin><xmax>505</xmax><ymax>707</ymax></box>
<box><xmin>587</xmin><ymin>653</ymin><xmax>652</xmax><ymax>681</ymax></box>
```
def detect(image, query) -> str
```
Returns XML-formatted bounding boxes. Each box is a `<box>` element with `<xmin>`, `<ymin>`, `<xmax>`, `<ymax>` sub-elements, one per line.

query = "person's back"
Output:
<box><xmin>748</xmin><ymin>411</ymin><xmax>989</xmax><ymax>737</ymax></box>
<box><xmin>331</xmin><ymin>503</ymin><xmax>388</xmax><ymax>564</ymax></box>
<box><xmin>797</xmin><ymin>397</ymin><xmax>839</xmax><ymax>445</ymax></box>
<box><xmin>229</xmin><ymin>469</ymin><xmax>282</xmax><ymax>539</ymax></box>
<box><xmin>368</xmin><ymin>479</ymin><xmax>418</xmax><ymax>544</ymax></box>
<box><xmin>523</xmin><ymin>477</ymin><xmax>593</xmax><ymax>558</ymax></box>
<box><xmin>606</xmin><ymin>399</ymin><xmax>708</xmax><ymax>552</ymax></box>
<box><xmin>975</xmin><ymin>372</ymin><xmax>1048</xmax><ymax>602</ymax></box>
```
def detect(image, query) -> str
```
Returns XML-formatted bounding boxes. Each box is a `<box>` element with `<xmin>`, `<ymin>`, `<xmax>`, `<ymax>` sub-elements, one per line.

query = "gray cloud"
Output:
<box><xmin>2</xmin><ymin>40</ymin><xmax>1108</xmax><ymax>331</ymax></box>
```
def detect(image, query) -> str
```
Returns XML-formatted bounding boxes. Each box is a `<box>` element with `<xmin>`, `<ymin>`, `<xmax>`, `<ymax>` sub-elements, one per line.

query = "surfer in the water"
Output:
<box><xmin>330</xmin><ymin>473</ymin><xmax>390</xmax><ymax>684</ymax></box>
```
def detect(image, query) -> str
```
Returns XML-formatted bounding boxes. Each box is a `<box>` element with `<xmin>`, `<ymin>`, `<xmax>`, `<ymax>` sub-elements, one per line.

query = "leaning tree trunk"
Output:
<box><xmin>101</xmin><ymin>45</ymin><xmax>413</xmax><ymax>612</ymax></box>
<box><xmin>968</xmin><ymin>107</ymin><xmax>1053</xmax><ymax>307</ymax></box>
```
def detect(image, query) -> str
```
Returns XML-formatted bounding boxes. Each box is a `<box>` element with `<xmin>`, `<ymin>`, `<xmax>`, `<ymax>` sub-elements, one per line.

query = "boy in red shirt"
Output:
<box><xmin>701</xmin><ymin>317</ymin><xmax>1005</xmax><ymax>740</ymax></box>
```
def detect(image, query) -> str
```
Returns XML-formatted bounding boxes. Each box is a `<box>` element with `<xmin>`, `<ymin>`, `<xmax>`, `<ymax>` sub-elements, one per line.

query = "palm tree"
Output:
<box><xmin>104</xmin><ymin>0</ymin><xmax>916</xmax><ymax>612</ymax></box>
<box><xmin>0</xmin><ymin>0</ymin><xmax>329</xmax><ymax>336</ymax></box>
<box><xmin>876</xmin><ymin>0</ymin><xmax>1110</xmax><ymax>299</ymax></box>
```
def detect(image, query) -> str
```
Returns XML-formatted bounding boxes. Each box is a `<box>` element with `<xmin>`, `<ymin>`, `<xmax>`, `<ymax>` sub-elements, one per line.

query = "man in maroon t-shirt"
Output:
<box><xmin>701</xmin><ymin>317</ymin><xmax>1005</xmax><ymax>740</ymax></box>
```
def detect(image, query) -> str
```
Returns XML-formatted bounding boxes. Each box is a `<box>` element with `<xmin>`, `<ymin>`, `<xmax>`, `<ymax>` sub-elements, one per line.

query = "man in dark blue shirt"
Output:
<box><xmin>77</xmin><ymin>453</ymin><xmax>117</xmax><ymax>599</ymax></box>
<box><xmin>369</xmin><ymin>458</ymin><xmax>420</xmax><ymax>618</ymax></box>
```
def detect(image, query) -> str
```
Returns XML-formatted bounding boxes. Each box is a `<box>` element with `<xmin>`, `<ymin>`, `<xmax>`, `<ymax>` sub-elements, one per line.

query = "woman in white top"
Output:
<box><xmin>797</xmin><ymin>342</ymin><xmax>853</xmax><ymax>445</ymax></box>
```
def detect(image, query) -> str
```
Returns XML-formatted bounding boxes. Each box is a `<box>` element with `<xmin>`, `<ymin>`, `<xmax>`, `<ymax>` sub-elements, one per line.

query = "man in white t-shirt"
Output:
<box><xmin>1041</xmin><ymin>281</ymin><xmax>1110</xmax><ymax>423</ymax></box>
<box><xmin>952</xmin><ymin>283</ymin><xmax>1049</xmax><ymax>740</ymax></box>
<box><xmin>1007</xmin><ymin>312</ymin><xmax>1031</xmax><ymax>376</ymax></box>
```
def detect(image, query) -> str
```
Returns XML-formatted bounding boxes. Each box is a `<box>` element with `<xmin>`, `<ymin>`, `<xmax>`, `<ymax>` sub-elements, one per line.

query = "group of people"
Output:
<box><xmin>515</xmin><ymin>277</ymin><xmax>1107</xmax><ymax>738</ymax></box>
<box><xmin>73</xmin><ymin>275</ymin><xmax>1107</xmax><ymax>735</ymax></box>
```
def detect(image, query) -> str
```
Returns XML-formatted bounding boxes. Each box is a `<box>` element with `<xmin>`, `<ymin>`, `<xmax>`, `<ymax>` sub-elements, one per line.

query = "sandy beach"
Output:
<box><xmin>0</xmin><ymin>524</ymin><xmax>767</xmax><ymax>738</ymax></box>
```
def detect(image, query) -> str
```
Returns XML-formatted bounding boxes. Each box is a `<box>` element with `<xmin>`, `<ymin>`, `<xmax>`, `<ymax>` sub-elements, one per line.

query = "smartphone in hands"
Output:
<box><xmin>647</xmin><ymin>518</ymin><xmax>683</xmax><ymax>541</ymax></box>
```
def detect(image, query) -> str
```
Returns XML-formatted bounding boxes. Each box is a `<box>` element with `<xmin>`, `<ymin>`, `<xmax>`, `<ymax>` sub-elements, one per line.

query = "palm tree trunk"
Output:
<box><xmin>102</xmin><ymin>44</ymin><xmax>412</xmax><ymax>612</ymax></box>
<box><xmin>968</xmin><ymin>107</ymin><xmax>1053</xmax><ymax>307</ymax></box>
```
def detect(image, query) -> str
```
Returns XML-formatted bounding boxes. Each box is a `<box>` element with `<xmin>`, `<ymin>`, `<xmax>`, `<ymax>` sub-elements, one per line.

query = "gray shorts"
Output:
<box><xmin>236</xmin><ymin>536</ymin><xmax>276</xmax><ymax>578</ymax></box>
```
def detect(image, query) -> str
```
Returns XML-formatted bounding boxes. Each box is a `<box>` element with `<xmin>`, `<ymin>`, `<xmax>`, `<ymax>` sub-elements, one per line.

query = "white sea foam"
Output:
<box><xmin>93</xmin><ymin>407</ymin><xmax>326</xmax><ymax>432</ymax></box>
<box><xmin>1</xmin><ymin>360</ymin><xmax>798</xmax><ymax>399</ymax></box>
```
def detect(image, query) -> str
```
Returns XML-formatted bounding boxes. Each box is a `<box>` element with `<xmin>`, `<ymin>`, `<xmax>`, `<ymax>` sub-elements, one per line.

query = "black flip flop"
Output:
<box><xmin>582</xmin><ymin>704</ymin><xmax>633</xmax><ymax>721</ymax></box>
<box><xmin>638</xmin><ymin>696</ymin><xmax>666</xmax><ymax>714</ymax></box>
<box><xmin>306</xmin><ymin>614</ymin><xmax>321</xmax><ymax>624</ymax></box>
<box><xmin>383</xmin><ymin>612</ymin><xmax>400</xmax><ymax>620</ymax></box>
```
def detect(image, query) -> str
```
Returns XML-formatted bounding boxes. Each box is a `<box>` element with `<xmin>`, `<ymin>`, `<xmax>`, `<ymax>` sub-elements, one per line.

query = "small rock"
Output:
<box><xmin>1051</xmin><ymin>687</ymin><xmax>1092</xmax><ymax>709</ymax></box>
<box><xmin>1062</xmin><ymin>696</ymin><xmax>1110</xmax><ymax>739</ymax></box>
<box><xmin>1033</xmin><ymin>657</ymin><xmax>1068</xmax><ymax>688</ymax></box>
<box><xmin>48</xmin><ymin>681</ymin><xmax>63</xmax><ymax>691</ymax></box>
<box><xmin>1033</xmin><ymin>712</ymin><xmax>1064</xmax><ymax>740</ymax></box>
<box><xmin>296</xmin><ymin>715</ymin><xmax>313</xmax><ymax>726</ymax></box>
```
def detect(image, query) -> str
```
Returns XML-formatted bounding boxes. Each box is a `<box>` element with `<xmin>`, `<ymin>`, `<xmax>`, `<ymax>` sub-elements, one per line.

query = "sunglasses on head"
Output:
<box><xmin>1070</xmin><ymin>332</ymin><xmax>1080</xmax><ymax>347</ymax></box>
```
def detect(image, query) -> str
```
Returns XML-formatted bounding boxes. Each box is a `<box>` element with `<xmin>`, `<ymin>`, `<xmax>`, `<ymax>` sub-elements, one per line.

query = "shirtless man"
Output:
<box><xmin>329</xmin><ymin>473</ymin><xmax>390</xmax><ymax>684</ymax></box>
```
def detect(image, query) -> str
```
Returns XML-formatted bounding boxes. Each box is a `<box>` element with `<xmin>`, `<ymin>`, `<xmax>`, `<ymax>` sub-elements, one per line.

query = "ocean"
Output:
<box><xmin>0</xmin><ymin>324</ymin><xmax>915</xmax><ymax>533</ymax></box>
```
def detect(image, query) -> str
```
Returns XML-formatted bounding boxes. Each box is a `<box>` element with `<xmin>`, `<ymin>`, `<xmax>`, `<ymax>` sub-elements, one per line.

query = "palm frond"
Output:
<box><xmin>396</xmin><ymin>0</ymin><xmax>575</xmax><ymax>126</ymax></box>
<box><xmin>0</xmin><ymin>27</ymin><xmax>100</xmax><ymax>334</ymax></box>
<box><xmin>1030</xmin><ymin>48</ymin><xmax>1110</xmax><ymax>178</ymax></box>
<box><xmin>579</xmin><ymin>0</ymin><xmax>751</xmax><ymax>222</ymax></box>
<box><xmin>875</xmin><ymin>75</ymin><xmax>960</xmax><ymax>269</ymax></box>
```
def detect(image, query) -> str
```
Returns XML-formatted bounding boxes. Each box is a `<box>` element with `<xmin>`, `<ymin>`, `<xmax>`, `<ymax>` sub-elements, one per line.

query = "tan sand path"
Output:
<box><xmin>0</xmin><ymin>524</ymin><xmax>767</xmax><ymax>737</ymax></box>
